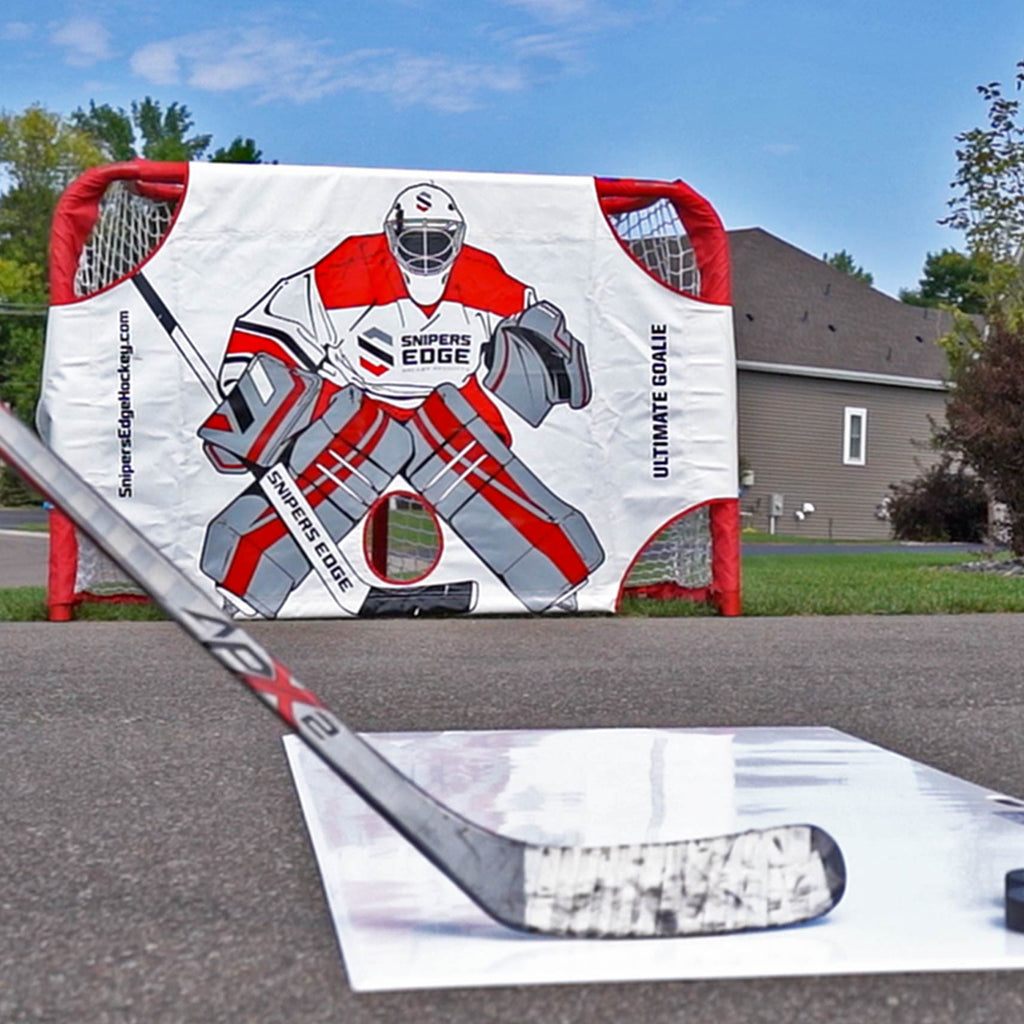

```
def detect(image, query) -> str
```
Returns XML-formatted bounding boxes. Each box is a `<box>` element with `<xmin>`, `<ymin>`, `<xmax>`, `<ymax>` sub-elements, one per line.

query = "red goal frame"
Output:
<box><xmin>43</xmin><ymin>161</ymin><xmax>740</xmax><ymax>620</ymax></box>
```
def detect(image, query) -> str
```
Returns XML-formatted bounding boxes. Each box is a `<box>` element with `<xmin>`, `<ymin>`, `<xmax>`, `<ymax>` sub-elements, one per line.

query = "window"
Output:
<box><xmin>843</xmin><ymin>407</ymin><xmax>867</xmax><ymax>466</ymax></box>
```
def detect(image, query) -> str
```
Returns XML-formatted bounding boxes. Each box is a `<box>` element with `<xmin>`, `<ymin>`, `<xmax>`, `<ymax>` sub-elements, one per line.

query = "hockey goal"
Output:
<box><xmin>42</xmin><ymin>162</ymin><xmax>739</xmax><ymax>619</ymax></box>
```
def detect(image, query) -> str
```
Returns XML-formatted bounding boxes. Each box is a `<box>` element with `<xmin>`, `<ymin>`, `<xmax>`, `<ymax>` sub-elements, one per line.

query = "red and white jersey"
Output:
<box><xmin>218</xmin><ymin>233</ymin><xmax>533</xmax><ymax>407</ymax></box>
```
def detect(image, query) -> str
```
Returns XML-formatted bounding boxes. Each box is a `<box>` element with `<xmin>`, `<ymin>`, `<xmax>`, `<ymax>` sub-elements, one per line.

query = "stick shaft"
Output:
<box><xmin>0</xmin><ymin>408</ymin><xmax>523</xmax><ymax>921</ymax></box>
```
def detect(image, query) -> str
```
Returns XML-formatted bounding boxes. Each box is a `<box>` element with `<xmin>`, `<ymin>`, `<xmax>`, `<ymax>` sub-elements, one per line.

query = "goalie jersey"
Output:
<box><xmin>218</xmin><ymin>233</ymin><xmax>534</xmax><ymax>415</ymax></box>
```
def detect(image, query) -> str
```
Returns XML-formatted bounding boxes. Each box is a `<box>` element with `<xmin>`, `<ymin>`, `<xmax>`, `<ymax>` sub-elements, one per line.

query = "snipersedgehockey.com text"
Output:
<box><xmin>117</xmin><ymin>310</ymin><xmax>135</xmax><ymax>497</ymax></box>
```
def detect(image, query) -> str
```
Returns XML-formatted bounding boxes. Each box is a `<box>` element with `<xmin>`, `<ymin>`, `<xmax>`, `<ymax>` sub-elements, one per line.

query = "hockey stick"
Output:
<box><xmin>130</xmin><ymin>271</ymin><xmax>476</xmax><ymax>619</ymax></box>
<box><xmin>0</xmin><ymin>408</ymin><xmax>846</xmax><ymax>938</ymax></box>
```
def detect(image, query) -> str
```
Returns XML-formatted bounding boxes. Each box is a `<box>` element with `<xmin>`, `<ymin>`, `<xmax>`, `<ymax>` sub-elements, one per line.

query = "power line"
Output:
<box><xmin>0</xmin><ymin>303</ymin><xmax>46</xmax><ymax>318</ymax></box>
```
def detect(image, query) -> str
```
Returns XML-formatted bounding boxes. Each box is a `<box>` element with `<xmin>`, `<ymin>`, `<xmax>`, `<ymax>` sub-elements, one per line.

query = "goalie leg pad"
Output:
<box><xmin>201</xmin><ymin>388</ymin><xmax>412</xmax><ymax>616</ymax></box>
<box><xmin>201</xmin><ymin>485</ymin><xmax>323</xmax><ymax>618</ymax></box>
<box><xmin>288</xmin><ymin>386</ymin><xmax>413</xmax><ymax>527</ymax></box>
<box><xmin>408</xmin><ymin>384</ymin><xmax>604</xmax><ymax>611</ymax></box>
<box><xmin>483</xmin><ymin>301</ymin><xmax>592</xmax><ymax>427</ymax></box>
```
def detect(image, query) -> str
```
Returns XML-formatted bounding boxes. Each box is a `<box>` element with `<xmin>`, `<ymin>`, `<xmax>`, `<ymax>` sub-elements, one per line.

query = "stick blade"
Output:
<box><xmin>518</xmin><ymin>824</ymin><xmax>845</xmax><ymax>938</ymax></box>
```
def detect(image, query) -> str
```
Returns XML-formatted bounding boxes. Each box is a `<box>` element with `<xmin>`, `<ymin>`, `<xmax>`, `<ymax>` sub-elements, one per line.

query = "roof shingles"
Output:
<box><xmin>728</xmin><ymin>228</ymin><xmax>952</xmax><ymax>381</ymax></box>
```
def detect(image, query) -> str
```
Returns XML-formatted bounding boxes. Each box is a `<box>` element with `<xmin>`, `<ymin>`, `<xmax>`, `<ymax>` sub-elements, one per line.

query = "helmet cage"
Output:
<box><xmin>386</xmin><ymin>215</ymin><xmax>466</xmax><ymax>277</ymax></box>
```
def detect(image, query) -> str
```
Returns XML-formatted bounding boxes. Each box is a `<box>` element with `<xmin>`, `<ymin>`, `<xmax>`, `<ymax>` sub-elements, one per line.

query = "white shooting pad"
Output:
<box><xmin>282</xmin><ymin>727</ymin><xmax>1024</xmax><ymax>991</ymax></box>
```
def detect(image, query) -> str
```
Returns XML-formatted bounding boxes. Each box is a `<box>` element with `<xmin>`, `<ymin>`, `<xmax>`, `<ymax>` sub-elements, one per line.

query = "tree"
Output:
<box><xmin>939</xmin><ymin>60</ymin><xmax>1024</xmax><ymax>318</ymax></box>
<box><xmin>211</xmin><ymin>137</ymin><xmax>263</xmax><ymax>163</ymax></box>
<box><xmin>0</xmin><ymin>105</ymin><xmax>105</xmax><ymax>269</ymax></box>
<box><xmin>0</xmin><ymin>106</ymin><xmax>102</xmax><ymax>459</ymax></box>
<box><xmin>935</xmin><ymin>317</ymin><xmax>1024</xmax><ymax>554</ymax></box>
<box><xmin>918</xmin><ymin>62</ymin><xmax>1024</xmax><ymax>554</ymax></box>
<box><xmin>0</xmin><ymin>107</ymin><xmax>93</xmax><ymax>500</ymax></box>
<box><xmin>822</xmin><ymin>249</ymin><xmax>873</xmax><ymax>286</ymax></box>
<box><xmin>0</xmin><ymin>256</ymin><xmax>46</xmax><ymax>419</ymax></box>
<box><xmin>899</xmin><ymin>248</ymin><xmax>991</xmax><ymax>314</ymax></box>
<box><xmin>943</xmin><ymin>62</ymin><xmax>1024</xmax><ymax>266</ymax></box>
<box><xmin>71</xmin><ymin>98</ymin><xmax>262</xmax><ymax>164</ymax></box>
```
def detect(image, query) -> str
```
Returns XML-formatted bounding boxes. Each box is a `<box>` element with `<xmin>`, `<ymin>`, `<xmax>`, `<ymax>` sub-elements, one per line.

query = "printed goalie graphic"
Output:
<box><xmin>41</xmin><ymin>162</ymin><xmax>741</xmax><ymax>621</ymax></box>
<box><xmin>195</xmin><ymin>183</ymin><xmax>605</xmax><ymax>619</ymax></box>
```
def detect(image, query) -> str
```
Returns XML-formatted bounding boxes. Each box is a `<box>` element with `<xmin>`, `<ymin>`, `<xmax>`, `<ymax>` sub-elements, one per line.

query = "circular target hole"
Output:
<box><xmin>364</xmin><ymin>492</ymin><xmax>443</xmax><ymax>584</ymax></box>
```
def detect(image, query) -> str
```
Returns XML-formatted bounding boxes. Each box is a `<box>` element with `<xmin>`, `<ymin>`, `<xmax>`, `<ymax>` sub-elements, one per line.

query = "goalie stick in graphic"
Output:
<box><xmin>0</xmin><ymin>404</ymin><xmax>847</xmax><ymax>938</ymax></box>
<box><xmin>198</xmin><ymin>182</ymin><xmax>604</xmax><ymax>618</ymax></box>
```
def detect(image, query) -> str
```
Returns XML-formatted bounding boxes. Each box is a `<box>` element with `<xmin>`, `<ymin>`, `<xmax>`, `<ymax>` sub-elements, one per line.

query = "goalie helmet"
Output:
<box><xmin>384</xmin><ymin>184</ymin><xmax>466</xmax><ymax>305</ymax></box>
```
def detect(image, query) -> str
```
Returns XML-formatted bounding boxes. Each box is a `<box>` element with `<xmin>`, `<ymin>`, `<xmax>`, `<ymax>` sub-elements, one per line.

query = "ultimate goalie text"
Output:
<box><xmin>650</xmin><ymin>324</ymin><xmax>670</xmax><ymax>479</ymax></box>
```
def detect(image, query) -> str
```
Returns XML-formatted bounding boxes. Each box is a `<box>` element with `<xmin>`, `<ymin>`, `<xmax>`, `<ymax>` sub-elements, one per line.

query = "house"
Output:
<box><xmin>729</xmin><ymin>228</ymin><xmax>957</xmax><ymax>540</ymax></box>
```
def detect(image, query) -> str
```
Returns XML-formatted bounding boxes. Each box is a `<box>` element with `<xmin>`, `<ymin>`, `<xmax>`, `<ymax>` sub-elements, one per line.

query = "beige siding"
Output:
<box><xmin>737</xmin><ymin>370</ymin><xmax>947</xmax><ymax>540</ymax></box>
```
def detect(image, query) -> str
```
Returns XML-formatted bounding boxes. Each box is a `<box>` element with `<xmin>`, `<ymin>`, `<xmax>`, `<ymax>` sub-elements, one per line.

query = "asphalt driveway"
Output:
<box><xmin>4</xmin><ymin>612</ymin><xmax>1024</xmax><ymax>1023</ymax></box>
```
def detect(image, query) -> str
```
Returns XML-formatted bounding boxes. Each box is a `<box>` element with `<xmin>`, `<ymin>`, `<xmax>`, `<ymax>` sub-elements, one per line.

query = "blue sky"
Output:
<box><xmin>3</xmin><ymin>0</ymin><xmax>1024</xmax><ymax>297</ymax></box>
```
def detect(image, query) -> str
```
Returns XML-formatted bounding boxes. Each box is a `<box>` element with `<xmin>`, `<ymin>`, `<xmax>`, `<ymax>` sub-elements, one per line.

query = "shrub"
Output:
<box><xmin>886</xmin><ymin>457</ymin><xmax>989</xmax><ymax>543</ymax></box>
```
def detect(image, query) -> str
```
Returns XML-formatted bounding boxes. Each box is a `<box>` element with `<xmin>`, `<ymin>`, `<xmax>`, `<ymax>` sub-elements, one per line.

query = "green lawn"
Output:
<box><xmin>4</xmin><ymin>549</ymin><xmax>1024</xmax><ymax>621</ymax></box>
<box><xmin>623</xmin><ymin>550</ymin><xmax>1024</xmax><ymax>617</ymax></box>
<box><xmin>743</xmin><ymin>550</ymin><xmax>1024</xmax><ymax>615</ymax></box>
<box><xmin>0</xmin><ymin>587</ymin><xmax>165</xmax><ymax>622</ymax></box>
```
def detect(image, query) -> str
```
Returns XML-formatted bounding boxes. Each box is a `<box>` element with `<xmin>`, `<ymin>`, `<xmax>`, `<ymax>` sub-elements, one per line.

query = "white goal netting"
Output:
<box><xmin>74</xmin><ymin>182</ymin><xmax>179</xmax><ymax>299</ymax></box>
<box><xmin>623</xmin><ymin>506</ymin><xmax>712</xmax><ymax>593</ymax></box>
<box><xmin>605</xmin><ymin>198</ymin><xmax>702</xmax><ymax>298</ymax></box>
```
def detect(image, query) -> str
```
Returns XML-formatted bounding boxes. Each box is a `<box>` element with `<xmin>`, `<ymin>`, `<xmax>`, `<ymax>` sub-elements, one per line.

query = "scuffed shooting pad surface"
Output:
<box><xmin>283</xmin><ymin>726</ymin><xmax>1024</xmax><ymax>991</ymax></box>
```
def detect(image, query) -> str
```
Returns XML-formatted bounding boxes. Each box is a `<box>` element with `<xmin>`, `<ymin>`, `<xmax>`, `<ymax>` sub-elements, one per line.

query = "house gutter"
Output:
<box><xmin>736</xmin><ymin>359</ymin><xmax>948</xmax><ymax>391</ymax></box>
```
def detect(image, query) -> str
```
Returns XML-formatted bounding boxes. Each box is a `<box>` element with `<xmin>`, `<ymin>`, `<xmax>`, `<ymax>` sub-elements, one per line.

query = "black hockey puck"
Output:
<box><xmin>1006</xmin><ymin>869</ymin><xmax>1024</xmax><ymax>897</ymax></box>
<box><xmin>1006</xmin><ymin>878</ymin><xmax>1024</xmax><ymax>933</ymax></box>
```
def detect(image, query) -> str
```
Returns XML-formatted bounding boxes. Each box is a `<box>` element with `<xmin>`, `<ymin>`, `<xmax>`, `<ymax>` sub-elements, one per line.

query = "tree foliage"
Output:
<box><xmin>935</xmin><ymin>317</ymin><xmax>1024</xmax><ymax>554</ymax></box>
<box><xmin>0</xmin><ymin>105</ymin><xmax>105</xmax><ymax>268</ymax></box>
<box><xmin>822</xmin><ymin>249</ymin><xmax>873</xmax><ymax>286</ymax></box>
<box><xmin>0</xmin><ymin>106</ymin><xmax>102</xmax><ymax>472</ymax></box>
<box><xmin>886</xmin><ymin>454</ymin><xmax>989</xmax><ymax>544</ymax></box>
<box><xmin>918</xmin><ymin>62</ymin><xmax>1024</xmax><ymax>554</ymax></box>
<box><xmin>210</xmin><ymin>137</ymin><xmax>263</xmax><ymax>163</ymax></box>
<box><xmin>899</xmin><ymin>248</ymin><xmax>990</xmax><ymax>314</ymax></box>
<box><xmin>71</xmin><ymin>98</ymin><xmax>262</xmax><ymax>165</ymax></box>
<box><xmin>0</xmin><ymin>97</ymin><xmax>265</xmax><ymax>493</ymax></box>
<box><xmin>938</xmin><ymin>60</ymin><xmax>1024</xmax><ymax>319</ymax></box>
<box><xmin>942</xmin><ymin>62</ymin><xmax>1024</xmax><ymax>265</ymax></box>
<box><xmin>72</xmin><ymin>98</ymin><xmax>210</xmax><ymax>161</ymax></box>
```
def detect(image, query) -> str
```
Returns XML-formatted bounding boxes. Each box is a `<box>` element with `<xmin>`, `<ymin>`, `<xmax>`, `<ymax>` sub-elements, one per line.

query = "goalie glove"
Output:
<box><xmin>482</xmin><ymin>301</ymin><xmax>592</xmax><ymax>427</ymax></box>
<box><xmin>198</xmin><ymin>353</ymin><xmax>323</xmax><ymax>473</ymax></box>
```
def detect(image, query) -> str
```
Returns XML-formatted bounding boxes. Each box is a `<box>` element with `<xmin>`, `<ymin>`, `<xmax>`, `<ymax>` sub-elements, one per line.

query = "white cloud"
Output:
<box><xmin>356</xmin><ymin>55</ymin><xmax>525</xmax><ymax>112</ymax></box>
<box><xmin>507</xmin><ymin>30</ymin><xmax>589</xmax><ymax>73</ymax></box>
<box><xmin>2</xmin><ymin>21</ymin><xmax>32</xmax><ymax>41</ymax></box>
<box><xmin>51</xmin><ymin>17</ymin><xmax>113</xmax><ymax>67</ymax></box>
<box><xmin>130</xmin><ymin>29</ymin><xmax>335</xmax><ymax>101</ymax></box>
<box><xmin>501</xmin><ymin>0</ymin><xmax>592</xmax><ymax>22</ymax></box>
<box><xmin>121</xmin><ymin>0</ymin><xmax>620</xmax><ymax>114</ymax></box>
<box><xmin>129</xmin><ymin>39</ymin><xmax>183</xmax><ymax>84</ymax></box>
<box><xmin>128</xmin><ymin>27</ymin><xmax>534</xmax><ymax>111</ymax></box>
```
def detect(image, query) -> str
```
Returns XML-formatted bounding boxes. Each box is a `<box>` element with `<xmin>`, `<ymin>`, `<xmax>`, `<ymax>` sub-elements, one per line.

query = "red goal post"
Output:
<box><xmin>42</xmin><ymin>162</ymin><xmax>740</xmax><ymax>619</ymax></box>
